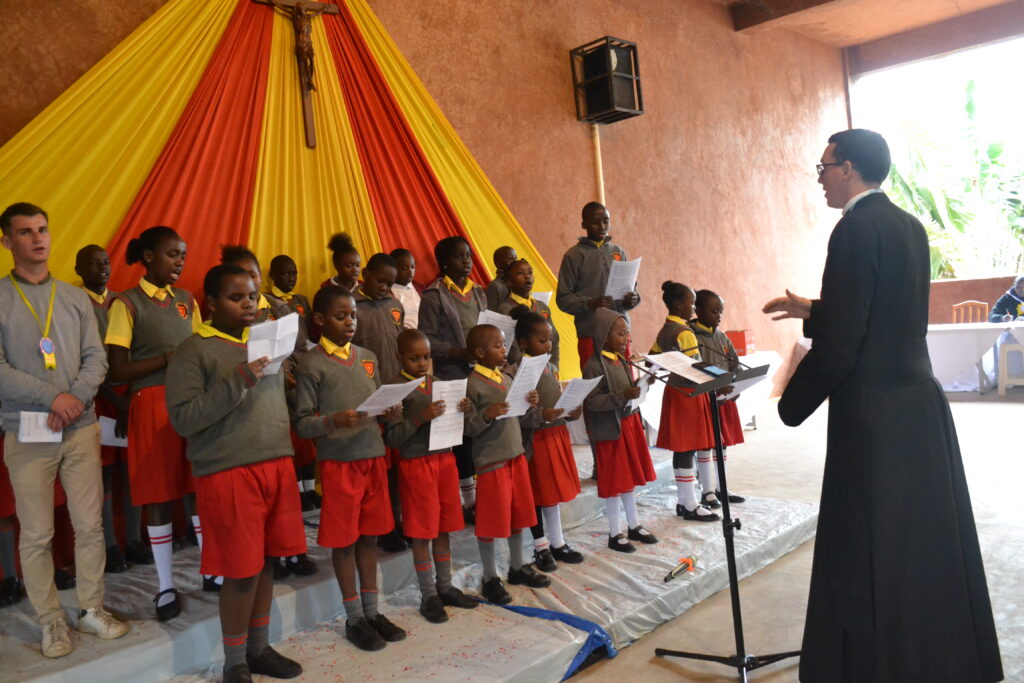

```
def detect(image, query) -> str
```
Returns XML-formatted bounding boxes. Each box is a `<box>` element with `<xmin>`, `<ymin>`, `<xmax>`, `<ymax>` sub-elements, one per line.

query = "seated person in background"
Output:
<box><xmin>989</xmin><ymin>276</ymin><xmax>1024</xmax><ymax>322</ymax></box>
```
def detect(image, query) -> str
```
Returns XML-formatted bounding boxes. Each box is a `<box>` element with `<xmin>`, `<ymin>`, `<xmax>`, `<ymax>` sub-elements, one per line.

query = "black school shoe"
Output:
<box><xmin>300</xmin><ymin>491</ymin><xmax>316</xmax><ymax>513</ymax></box>
<box><xmin>377</xmin><ymin>529</ymin><xmax>409</xmax><ymax>553</ymax></box>
<box><xmin>105</xmin><ymin>545</ymin><xmax>129</xmax><ymax>574</ymax></box>
<box><xmin>534</xmin><ymin>548</ymin><xmax>557</xmax><ymax>572</ymax></box>
<box><xmin>306</xmin><ymin>489</ymin><xmax>322</xmax><ymax>508</ymax></box>
<box><xmin>272</xmin><ymin>558</ymin><xmax>289</xmax><ymax>580</ymax></box>
<box><xmin>481</xmin><ymin>577</ymin><xmax>512</xmax><ymax>604</ymax></box>
<box><xmin>202</xmin><ymin>575</ymin><xmax>223</xmax><ymax>592</ymax></box>
<box><xmin>507</xmin><ymin>564</ymin><xmax>551</xmax><ymax>588</ymax></box>
<box><xmin>247</xmin><ymin>645</ymin><xmax>303</xmax><ymax>679</ymax></box>
<box><xmin>608</xmin><ymin>533</ymin><xmax>636</xmax><ymax>553</ymax></box>
<box><xmin>551</xmin><ymin>544</ymin><xmax>584</xmax><ymax>564</ymax></box>
<box><xmin>223</xmin><ymin>663</ymin><xmax>254</xmax><ymax>683</ymax></box>
<box><xmin>716</xmin><ymin>490</ymin><xmax>745</xmax><ymax>504</ymax></box>
<box><xmin>677</xmin><ymin>504</ymin><xmax>720</xmax><ymax>522</ymax></box>
<box><xmin>627</xmin><ymin>525</ymin><xmax>659</xmax><ymax>544</ymax></box>
<box><xmin>125</xmin><ymin>540</ymin><xmax>154</xmax><ymax>565</ymax></box>
<box><xmin>368</xmin><ymin>613</ymin><xmax>406</xmax><ymax>642</ymax></box>
<box><xmin>462</xmin><ymin>506</ymin><xmax>476</xmax><ymax>526</ymax></box>
<box><xmin>419</xmin><ymin>594</ymin><xmax>449</xmax><ymax>623</ymax></box>
<box><xmin>439</xmin><ymin>586</ymin><xmax>478</xmax><ymax>609</ymax></box>
<box><xmin>701</xmin><ymin>492</ymin><xmax>722</xmax><ymax>509</ymax></box>
<box><xmin>285</xmin><ymin>554</ymin><xmax>318</xmax><ymax>576</ymax></box>
<box><xmin>154</xmin><ymin>588</ymin><xmax>181</xmax><ymax>622</ymax></box>
<box><xmin>0</xmin><ymin>577</ymin><xmax>23</xmax><ymax>607</ymax></box>
<box><xmin>345</xmin><ymin>617</ymin><xmax>386</xmax><ymax>651</ymax></box>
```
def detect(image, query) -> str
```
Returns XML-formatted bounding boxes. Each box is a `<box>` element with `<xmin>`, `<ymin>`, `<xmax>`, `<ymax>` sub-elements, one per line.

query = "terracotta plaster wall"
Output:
<box><xmin>368</xmin><ymin>0</ymin><xmax>848</xmax><ymax>354</ymax></box>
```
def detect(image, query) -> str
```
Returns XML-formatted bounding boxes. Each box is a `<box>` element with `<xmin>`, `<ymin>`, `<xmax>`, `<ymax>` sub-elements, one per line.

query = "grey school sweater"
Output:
<box><xmin>582</xmin><ymin>308</ymin><xmax>638</xmax><ymax>443</ymax></box>
<box><xmin>383</xmin><ymin>373</ymin><xmax>449</xmax><ymax>459</ymax></box>
<box><xmin>0</xmin><ymin>274</ymin><xmax>106</xmax><ymax>432</ymax></box>
<box><xmin>293</xmin><ymin>344</ymin><xmax>386</xmax><ymax>462</ymax></box>
<box><xmin>113</xmin><ymin>285</ymin><xmax>196</xmax><ymax>392</ymax></box>
<box><xmin>353</xmin><ymin>290</ymin><xmax>404</xmax><ymax>386</ymax></box>
<box><xmin>419</xmin><ymin>278</ymin><xmax>487</xmax><ymax>380</ymax></box>
<box><xmin>166</xmin><ymin>331</ymin><xmax>293</xmax><ymax>477</ymax></box>
<box><xmin>555</xmin><ymin>236</ymin><xmax>641</xmax><ymax>338</ymax></box>
<box><xmin>485</xmin><ymin>277</ymin><xmax>509</xmax><ymax>311</ymax></box>
<box><xmin>465</xmin><ymin>368</ymin><xmax>534</xmax><ymax>473</ymax></box>
<box><xmin>496</xmin><ymin>295</ymin><xmax>560</xmax><ymax>370</ymax></box>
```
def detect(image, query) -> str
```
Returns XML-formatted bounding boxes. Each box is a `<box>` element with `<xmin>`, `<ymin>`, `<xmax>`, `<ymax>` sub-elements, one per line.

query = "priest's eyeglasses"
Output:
<box><xmin>816</xmin><ymin>162</ymin><xmax>843</xmax><ymax>176</ymax></box>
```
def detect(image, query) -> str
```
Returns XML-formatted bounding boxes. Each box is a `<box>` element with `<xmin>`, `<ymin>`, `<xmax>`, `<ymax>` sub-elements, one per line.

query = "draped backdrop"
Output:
<box><xmin>0</xmin><ymin>0</ymin><xmax>581</xmax><ymax>375</ymax></box>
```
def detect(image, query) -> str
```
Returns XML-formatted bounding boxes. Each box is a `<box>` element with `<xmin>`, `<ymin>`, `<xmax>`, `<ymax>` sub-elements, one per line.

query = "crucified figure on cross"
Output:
<box><xmin>271</xmin><ymin>0</ymin><xmax>326</xmax><ymax>92</ymax></box>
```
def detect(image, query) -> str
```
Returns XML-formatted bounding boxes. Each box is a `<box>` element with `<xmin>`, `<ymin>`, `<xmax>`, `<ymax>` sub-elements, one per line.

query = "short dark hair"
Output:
<box><xmin>221</xmin><ymin>244</ymin><xmax>259</xmax><ymax>270</ymax></box>
<box><xmin>510</xmin><ymin>308</ymin><xmax>549</xmax><ymax>344</ymax></box>
<box><xmin>581</xmin><ymin>201</ymin><xmax>607</xmax><ymax>221</ymax></box>
<box><xmin>661</xmin><ymin>280</ymin><xmax>693</xmax><ymax>309</ymax></box>
<box><xmin>397</xmin><ymin>328</ymin><xmax>428</xmax><ymax>353</ymax></box>
<box><xmin>125</xmin><ymin>226</ymin><xmax>180</xmax><ymax>265</ymax></box>
<box><xmin>365</xmin><ymin>252</ymin><xmax>397</xmax><ymax>272</ymax></box>
<box><xmin>204</xmin><ymin>263</ymin><xmax>248</xmax><ymax>298</ymax></box>
<box><xmin>466</xmin><ymin>323</ymin><xmax>499</xmax><ymax>352</ymax></box>
<box><xmin>433</xmin><ymin>235</ymin><xmax>470</xmax><ymax>270</ymax></box>
<box><xmin>389</xmin><ymin>248</ymin><xmax>413</xmax><ymax>261</ymax></box>
<box><xmin>313</xmin><ymin>284</ymin><xmax>354</xmax><ymax>315</ymax></box>
<box><xmin>269</xmin><ymin>254</ymin><xmax>295</xmax><ymax>271</ymax></box>
<box><xmin>695</xmin><ymin>289</ymin><xmax>720</xmax><ymax>310</ymax></box>
<box><xmin>1</xmin><ymin>202</ymin><xmax>48</xmax><ymax>235</ymax></box>
<box><xmin>828</xmin><ymin>129</ymin><xmax>891</xmax><ymax>184</ymax></box>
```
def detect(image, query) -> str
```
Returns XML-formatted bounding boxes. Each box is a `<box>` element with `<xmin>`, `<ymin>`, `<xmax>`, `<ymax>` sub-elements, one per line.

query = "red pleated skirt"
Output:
<box><xmin>593</xmin><ymin>413</ymin><xmax>657</xmax><ymax>499</ymax></box>
<box><xmin>656</xmin><ymin>387</ymin><xmax>715</xmax><ymax>452</ymax></box>
<box><xmin>718</xmin><ymin>399</ymin><xmax>745</xmax><ymax>447</ymax></box>
<box><xmin>528</xmin><ymin>424</ymin><xmax>582</xmax><ymax>507</ymax></box>
<box><xmin>126</xmin><ymin>385</ymin><xmax>194</xmax><ymax>506</ymax></box>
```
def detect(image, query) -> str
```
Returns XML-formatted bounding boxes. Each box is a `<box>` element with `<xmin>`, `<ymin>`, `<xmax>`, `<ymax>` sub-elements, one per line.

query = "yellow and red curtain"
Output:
<box><xmin>0</xmin><ymin>0</ymin><xmax>580</xmax><ymax>375</ymax></box>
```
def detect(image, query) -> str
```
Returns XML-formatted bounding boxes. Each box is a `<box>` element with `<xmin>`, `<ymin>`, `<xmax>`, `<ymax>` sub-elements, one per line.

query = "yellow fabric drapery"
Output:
<box><xmin>344</xmin><ymin>0</ymin><xmax>582</xmax><ymax>375</ymax></box>
<box><xmin>248</xmin><ymin>10</ymin><xmax>381</xmax><ymax>290</ymax></box>
<box><xmin>0</xmin><ymin>0</ymin><xmax>238</xmax><ymax>282</ymax></box>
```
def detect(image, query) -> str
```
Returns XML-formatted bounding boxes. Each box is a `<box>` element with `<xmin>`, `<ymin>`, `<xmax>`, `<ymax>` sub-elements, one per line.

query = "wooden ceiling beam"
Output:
<box><xmin>729</xmin><ymin>0</ymin><xmax>842</xmax><ymax>32</ymax></box>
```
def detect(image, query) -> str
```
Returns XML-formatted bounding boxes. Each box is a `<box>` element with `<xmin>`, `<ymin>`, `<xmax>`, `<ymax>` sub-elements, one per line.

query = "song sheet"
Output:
<box><xmin>477</xmin><ymin>310</ymin><xmax>516</xmax><ymax>348</ymax></box>
<box><xmin>552</xmin><ymin>376</ymin><xmax>602</xmax><ymax>414</ymax></box>
<box><xmin>18</xmin><ymin>411</ymin><xmax>62</xmax><ymax>443</ymax></box>
<box><xmin>428</xmin><ymin>379</ymin><xmax>468</xmax><ymax>452</ymax></box>
<box><xmin>532</xmin><ymin>291</ymin><xmax>552</xmax><ymax>306</ymax></box>
<box><xmin>99</xmin><ymin>416</ymin><xmax>128</xmax><ymax>448</ymax></box>
<box><xmin>604</xmin><ymin>257</ymin><xmax>642</xmax><ymax>299</ymax></box>
<box><xmin>248</xmin><ymin>312</ymin><xmax>299</xmax><ymax>375</ymax></box>
<box><xmin>499</xmin><ymin>353</ymin><xmax>550</xmax><ymax>419</ymax></box>
<box><xmin>628</xmin><ymin>370</ymin><xmax>652</xmax><ymax>412</ymax></box>
<box><xmin>645</xmin><ymin>351</ymin><xmax>716</xmax><ymax>385</ymax></box>
<box><xmin>355</xmin><ymin>377</ymin><xmax>423</xmax><ymax>417</ymax></box>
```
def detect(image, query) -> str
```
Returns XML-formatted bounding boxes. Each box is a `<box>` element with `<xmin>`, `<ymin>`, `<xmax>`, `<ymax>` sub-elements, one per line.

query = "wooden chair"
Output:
<box><xmin>952</xmin><ymin>300</ymin><xmax>988</xmax><ymax>323</ymax></box>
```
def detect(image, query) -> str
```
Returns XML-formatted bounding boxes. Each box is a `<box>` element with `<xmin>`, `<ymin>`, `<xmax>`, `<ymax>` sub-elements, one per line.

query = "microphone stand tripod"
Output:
<box><xmin>627</xmin><ymin>356</ymin><xmax>800</xmax><ymax>682</ymax></box>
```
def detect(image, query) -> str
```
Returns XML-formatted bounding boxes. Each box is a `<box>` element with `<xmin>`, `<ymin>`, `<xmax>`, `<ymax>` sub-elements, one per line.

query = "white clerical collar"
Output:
<box><xmin>843</xmin><ymin>188</ymin><xmax>884</xmax><ymax>215</ymax></box>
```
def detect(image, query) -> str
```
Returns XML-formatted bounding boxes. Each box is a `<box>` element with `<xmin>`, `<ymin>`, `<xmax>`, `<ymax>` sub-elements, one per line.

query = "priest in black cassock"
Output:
<box><xmin>763</xmin><ymin>129</ymin><xmax>1002</xmax><ymax>682</ymax></box>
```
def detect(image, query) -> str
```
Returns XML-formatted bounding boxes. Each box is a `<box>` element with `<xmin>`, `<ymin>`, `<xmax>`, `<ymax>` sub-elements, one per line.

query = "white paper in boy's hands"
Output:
<box><xmin>18</xmin><ymin>411</ymin><xmax>62</xmax><ymax>443</ymax></box>
<box><xmin>355</xmin><ymin>377</ymin><xmax>422</xmax><ymax>417</ymax></box>
<box><xmin>477</xmin><ymin>310</ymin><xmax>516</xmax><ymax>349</ymax></box>
<box><xmin>248</xmin><ymin>312</ymin><xmax>299</xmax><ymax>375</ymax></box>
<box><xmin>532</xmin><ymin>291</ymin><xmax>552</xmax><ymax>305</ymax></box>
<box><xmin>428</xmin><ymin>379</ymin><xmax>468</xmax><ymax>452</ymax></box>
<box><xmin>552</xmin><ymin>376</ymin><xmax>602</xmax><ymax>415</ymax></box>
<box><xmin>500</xmin><ymin>353</ymin><xmax>549</xmax><ymax>419</ymax></box>
<box><xmin>604</xmin><ymin>257</ymin><xmax>642</xmax><ymax>299</ymax></box>
<box><xmin>99</xmin><ymin>416</ymin><xmax>128</xmax><ymax>448</ymax></box>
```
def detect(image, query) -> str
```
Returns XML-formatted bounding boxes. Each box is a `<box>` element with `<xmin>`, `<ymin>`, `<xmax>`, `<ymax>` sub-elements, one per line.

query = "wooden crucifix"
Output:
<box><xmin>254</xmin><ymin>0</ymin><xmax>340</xmax><ymax>148</ymax></box>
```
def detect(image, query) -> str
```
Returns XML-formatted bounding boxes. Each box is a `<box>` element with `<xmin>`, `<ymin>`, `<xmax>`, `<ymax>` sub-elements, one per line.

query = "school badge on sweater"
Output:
<box><xmin>362</xmin><ymin>360</ymin><xmax>376</xmax><ymax>377</ymax></box>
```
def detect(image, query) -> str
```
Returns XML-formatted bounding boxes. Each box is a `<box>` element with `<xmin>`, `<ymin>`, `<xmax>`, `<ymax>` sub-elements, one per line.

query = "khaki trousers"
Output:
<box><xmin>4</xmin><ymin>422</ymin><xmax>105</xmax><ymax>624</ymax></box>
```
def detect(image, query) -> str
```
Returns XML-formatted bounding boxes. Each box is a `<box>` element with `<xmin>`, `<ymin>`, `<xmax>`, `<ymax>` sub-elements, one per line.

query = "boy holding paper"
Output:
<box><xmin>293</xmin><ymin>286</ymin><xmax>406</xmax><ymax>652</ymax></box>
<box><xmin>383</xmin><ymin>329</ymin><xmax>477</xmax><ymax>623</ymax></box>
<box><xmin>166</xmin><ymin>264</ymin><xmax>306</xmax><ymax>682</ymax></box>
<box><xmin>464</xmin><ymin>324</ymin><xmax>549</xmax><ymax>605</ymax></box>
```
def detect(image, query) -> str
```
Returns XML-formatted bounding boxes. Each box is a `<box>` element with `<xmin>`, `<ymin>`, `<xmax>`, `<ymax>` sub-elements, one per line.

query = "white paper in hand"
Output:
<box><xmin>532</xmin><ymin>291</ymin><xmax>552</xmax><ymax>305</ymax></box>
<box><xmin>248</xmin><ymin>312</ymin><xmax>300</xmax><ymax>375</ymax></box>
<box><xmin>428</xmin><ymin>379</ymin><xmax>468</xmax><ymax>452</ymax></box>
<box><xmin>477</xmin><ymin>310</ymin><xmax>516</xmax><ymax>350</ymax></box>
<box><xmin>99</xmin><ymin>416</ymin><xmax>128</xmax><ymax>447</ymax></box>
<box><xmin>500</xmin><ymin>353</ymin><xmax>549</xmax><ymax>419</ymax></box>
<box><xmin>18</xmin><ymin>411</ymin><xmax>62</xmax><ymax>443</ymax></box>
<box><xmin>552</xmin><ymin>376</ymin><xmax>602</xmax><ymax>415</ymax></box>
<box><xmin>605</xmin><ymin>257</ymin><xmax>641</xmax><ymax>299</ymax></box>
<box><xmin>356</xmin><ymin>377</ymin><xmax>423</xmax><ymax>417</ymax></box>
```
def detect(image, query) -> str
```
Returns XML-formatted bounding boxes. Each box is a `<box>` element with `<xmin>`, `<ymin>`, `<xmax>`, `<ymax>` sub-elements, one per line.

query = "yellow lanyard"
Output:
<box><xmin>10</xmin><ymin>274</ymin><xmax>57</xmax><ymax>370</ymax></box>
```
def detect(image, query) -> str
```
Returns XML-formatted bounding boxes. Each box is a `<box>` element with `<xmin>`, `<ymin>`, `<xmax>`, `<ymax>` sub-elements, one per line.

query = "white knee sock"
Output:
<box><xmin>605</xmin><ymin>497</ymin><xmax>622</xmax><ymax>537</ymax></box>
<box><xmin>542</xmin><ymin>505</ymin><xmax>564</xmax><ymax>548</ymax></box>
<box><xmin>674</xmin><ymin>467</ymin><xmax>698</xmax><ymax>508</ymax></box>
<box><xmin>149</xmin><ymin>523</ymin><xmax>175</xmax><ymax>602</ymax></box>
<box><xmin>459</xmin><ymin>477</ymin><xmax>476</xmax><ymax>508</ymax></box>
<box><xmin>303</xmin><ymin>478</ymin><xmax>315</xmax><ymax>492</ymax></box>
<box><xmin>697</xmin><ymin>450</ymin><xmax>717</xmax><ymax>494</ymax></box>
<box><xmin>620</xmin><ymin>490</ymin><xmax>639</xmax><ymax>528</ymax></box>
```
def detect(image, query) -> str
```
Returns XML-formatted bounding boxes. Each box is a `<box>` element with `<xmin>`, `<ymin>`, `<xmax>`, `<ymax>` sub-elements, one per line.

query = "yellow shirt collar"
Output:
<box><xmin>257</xmin><ymin>294</ymin><xmax>271</xmax><ymax>310</ymax></box>
<box><xmin>83</xmin><ymin>287</ymin><xmax>108</xmax><ymax>305</ymax></box>
<box><xmin>197</xmin><ymin>322</ymin><xmax>250</xmax><ymax>344</ymax></box>
<box><xmin>692</xmin><ymin>321</ymin><xmax>714</xmax><ymax>333</ymax></box>
<box><xmin>591</xmin><ymin>238</ymin><xmax>607</xmax><ymax>248</ymax></box>
<box><xmin>473</xmin><ymin>364</ymin><xmax>503</xmax><ymax>383</ymax></box>
<box><xmin>270</xmin><ymin>284</ymin><xmax>293</xmax><ymax>302</ymax></box>
<box><xmin>509</xmin><ymin>292</ymin><xmax>532</xmax><ymax>306</ymax></box>
<box><xmin>320</xmin><ymin>336</ymin><xmax>351</xmax><ymax>359</ymax></box>
<box><xmin>140</xmin><ymin>277</ymin><xmax>174</xmax><ymax>302</ymax></box>
<box><xmin>666</xmin><ymin>315</ymin><xmax>689</xmax><ymax>326</ymax></box>
<box><xmin>600</xmin><ymin>349</ymin><xmax>620</xmax><ymax>361</ymax></box>
<box><xmin>443</xmin><ymin>275</ymin><xmax>474</xmax><ymax>296</ymax></box>
<box><xmin>401</xmin><ymin>370</ymin><xmax>427</xmax><ymax>388</ymax></box>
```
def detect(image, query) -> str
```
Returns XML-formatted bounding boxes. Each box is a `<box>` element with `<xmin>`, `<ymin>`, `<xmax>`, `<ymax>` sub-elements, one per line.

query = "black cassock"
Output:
<box><xmin>779</xmin><ymin>192</ymin><xmax>1003</xmax><ymax>682</ymax></box>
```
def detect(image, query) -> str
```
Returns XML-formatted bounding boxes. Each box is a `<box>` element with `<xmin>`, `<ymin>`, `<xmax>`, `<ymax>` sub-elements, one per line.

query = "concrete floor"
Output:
<box><xmin>577</xmin><ymin>388</ymin><xmax>1024</xmax><ymax>682</ymax></box>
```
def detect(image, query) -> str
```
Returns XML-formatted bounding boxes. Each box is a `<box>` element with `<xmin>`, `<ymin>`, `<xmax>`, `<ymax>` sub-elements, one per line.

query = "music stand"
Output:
<box><xmin>650</xmin><ymin>362</ymin><xmax>801</xmax><ymax>681</ymax></box>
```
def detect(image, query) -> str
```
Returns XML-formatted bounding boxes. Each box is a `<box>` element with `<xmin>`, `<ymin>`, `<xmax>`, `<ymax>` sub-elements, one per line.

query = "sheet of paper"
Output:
<box><xmin>18</xmin><ymin>411</ymin><xmax>62</xmax><ymax>443</ymax></box>
<box><xmin>604</xmin><ymin>257</ymin><xmax>642</xmax><ymax>299</ymax></box>
<box><xmin>499</xmin><ymin>353</ymin><xmax>550</xmax><ymax>419</ymax></box>
<box><xmin>552</xmin><ymin>376</ymin><xmax>602</xmax><ymax>414</ymax></box>
<box><xmin>629</xmin><ymin>369</ymin><xmax>652</xmax><ymax>412</ymax></box>
<box><xmin>722</xmin><ymin>369</ymin><xmax>768</xmax><ymax>398</ymax></box>
<box><xmin>355</xmin><ymin>377</ymin><xmax>423</xmax><ymax>417</ymax></box>
<box><xmin>532</xmin><ymin>291</ymin><xmax>552</xmax><ymax>306</ymax></box>
<box><xmin>477</xmin><ymin>310</ymin><xmax>516</xmax><ymax>349</ymax></box>
<box><xmin>645</xmin><ymin>351</ymin><xmax>717</xmax><ymax>385</ymax></box>
<box><xmin>99</xmin><ymin>416</ymin><xmax>128</xmax><ymax>448</ymax></box>
<box><xmin>428</xmin><ymin>379</ymin><xmax>468</xmax><ymax>452</ymax></box>
<box><xmin>248</xmin><ymin>312</ymin><xmax>300</xmax><ymax>375</ymax></box>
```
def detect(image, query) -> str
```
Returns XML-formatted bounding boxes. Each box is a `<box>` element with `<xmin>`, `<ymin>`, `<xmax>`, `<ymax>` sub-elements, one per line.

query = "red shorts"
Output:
<box><xmin>95</xmin><ymin>386</ymin><xmax>129</xmax><ymax>466</ymax></box>
<box><xmin>289</xmin><ymin>428</ymin><xmax>317</xmax><ymax>468</ymax></box>
<box><xmin>397</xmin><ymin>451</ymin><xmax>464</xmax><ymax>539</ymax></box>
<box><xmin>127</xmin><ymin>385</ymin><xmax>194</xmax><ymax>506</ymax></box>
<box><xmin>318</xmin><ymin>457</ymin><xmax>393</xmax><ymax>548</ymax></box>
<box><xmin>475</xmin><ymin>455</ymin><xmax>536</xmax><ymax>539</ymax></box>
<box><xmin>656</xmin><ymin>387</ymin><xmax>715</xmax><ymax>453</ymax></box>
<box><xmin>528</xmin><ymin>425</ymin><xmax>581</xmax><ymax>507</ymax></box>
<box><xmin>594</xmin><ymin>413</ymin><xmax>657</xmax><ymax>498</ymax></box>
<box><xmin>718</xmin><ymin>399</ymin><xmax>745</xmax><ymax>447</ymax></box>
<box><xmin>194</xmin><ymin>457</ymin><xmax>307</xmax><ymax>578</ymax></box>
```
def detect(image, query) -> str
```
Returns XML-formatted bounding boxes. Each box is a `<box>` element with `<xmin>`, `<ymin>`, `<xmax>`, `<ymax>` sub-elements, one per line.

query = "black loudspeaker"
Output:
<box><xmin>570</xmin><ymin>37</ymin><xmax>643</xmax><ymax>124</ymax></box>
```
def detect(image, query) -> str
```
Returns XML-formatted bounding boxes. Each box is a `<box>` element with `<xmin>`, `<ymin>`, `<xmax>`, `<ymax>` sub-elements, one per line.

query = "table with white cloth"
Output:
<box><xmin>926</xmin><ymin>321</ymin><xmax>1024</xmax><ymax>392</ymax></box>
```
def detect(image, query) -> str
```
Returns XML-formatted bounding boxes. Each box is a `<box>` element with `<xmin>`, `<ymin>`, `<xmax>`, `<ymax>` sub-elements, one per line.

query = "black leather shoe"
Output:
<box><xmin>0</xmin><ymin>577</ymin><xmax>23</xmax><ymax>607</ymax></box>
<box><xmin>154</xmin><ymin>588</ymin><xmax>181</xmax><ymax>622</ymax></box>
<box><xmin>481</xmin><ymin>577</ymin><xmax>512</xmax><ymax>604</ymax></box>
<box><xmin>377</xmin><ymin>529</ymin><xmax>408</xmax><ymax>553</ymax></box>
<box><xmin>677</xmin><ymin>503</ymin><xmax>720</xmax><ymax>522</ymax></box>
<box><xmin>300</xmin><ymin>491</ymin><xmax>316</xmax><ymax>512</ymax></box>
<box><xmin>202</xmin><ymin>575</ymin><xmax>222</xmax><ymax>592</ymax></box>
<box><xmin>716</xmin><ymin>490</ymin><xmax>745</xmax><ymax>504</ymax></box>
<box><xmin>627</xmin><ymin>525</ymin><xmax>659</xmax><ymax>544</ymax></box>
<box><xmin>367</xmin><ymin>613</ymin><xmax>406</xmax><ymax>642</ymax></box>
<box><xmin>54</xmin><ymin>568</ymin><xmax>76</xmax><ymax>590</ymax></box>
<box><xmin>438</xmin><ymin>586</ymin><xmax>478</xmax><ymax>609</ymax></box>
<box><xmin>272</xmin><ymin>558</ymin><xmax>289</xmax><ymax>580</ymax></box>
<box><xmin>105</xmin><ymin>545</ymin><xmax>129</xmax><ymax>574</ymax></box>
<box><xmin>701</xmin><ymin>492</ymin><xmax>721</xmax><ymax>509</ymax></box>
<box><xmin>125</xmin><ymin>540</ymin><xmax>154</xmax><ymax>565</ymax></box>
<box><xmin>345</xmin><ymin>617</ymin><xmax>386</xmax><ymax>651</ymax></box>
<box><xmin>507</xmin><ymin>564</ymin><xmax>551</xmax><ymax>588</ymax></box>
<box><xmin>533</xmin><ymin>548</ymin><xmax>557</xmax><ymax>572</ymax></box>
<box><xmin>551</xmin><ymin>544</ymin><xmax>584</xmax><ymax>564</ymax></box>
<box><xmin>247</xmin><ymin>645</ymin><xmax>302</xmax><ymax>679</ymax></box>
<box><xmin>223</xmin><ymin>663</ymin><xmax>253</xmax><ymax>683</ymax></box>
<box><xmin>419</xmin><ymin>594</ymin><xmax>449</xmax><ymax>623</ymax></box>
<box><xmin>306</xmin><ymin>489</ymin><xmax>322</xmax><ymax>509</ymax></box>
<box><xmin>285</xmin><ymin>554</ymin><xmax>318</xmax><ymax>576</ymax></box>
<box><xmin>607</xmin><ymin>533</ymin><xmax>635</xmax><ymax>553</ymax></box>
<box><xmin>462</xmin><ymin>506</ymin><xmax>476</xmax><ymax>526</ymax></box>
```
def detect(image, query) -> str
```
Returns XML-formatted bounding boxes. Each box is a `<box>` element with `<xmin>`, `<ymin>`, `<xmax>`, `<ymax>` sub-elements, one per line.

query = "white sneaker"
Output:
<box><xmin>42</xmin><ymin>617</ymin><xmax>73</xmax><ymax>658</ymax></box>
<box><xmin>77</xmin><ymin>606</ymin><xmax>129</xmax><ymax>640</ymax></box>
